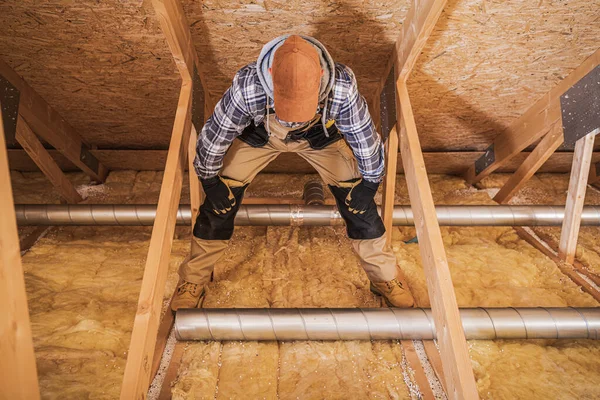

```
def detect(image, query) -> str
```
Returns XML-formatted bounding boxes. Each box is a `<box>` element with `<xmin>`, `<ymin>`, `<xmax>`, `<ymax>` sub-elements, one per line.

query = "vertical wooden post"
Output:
<box><xmin>381</xmin><ymin>125</ymin><xmax>399</xmax><ymax>246</ymax></box>
<box><xmin>188</xmin><ymin>125</ymin><xmax>201</xmax><ymax>224</ymax></box>
<box><xmin>558</xmin><ymin>132</ymin><xmax>597</xmax><ymax>264</ymax></box>
<box><xmin>397</xmin><ymin>82</ymin><xmax>479</xmax><ymax>399</ymax></box>
<box><xmin>0</xmin><ymin>103</ymin><xmax>41</xmax><ymax>400</ymax></box>
<box><xmin>120</xmin><ymin>81</ymin><xmax>193</xmax><ymax>399</ymax></box>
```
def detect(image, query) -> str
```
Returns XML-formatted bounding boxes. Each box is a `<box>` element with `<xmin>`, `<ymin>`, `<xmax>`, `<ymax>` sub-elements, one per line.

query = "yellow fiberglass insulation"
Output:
<box><xmin>12</xmin><ymin>171</ymin><xmax>600</xmax><ymax>399</ymax></box>
<box><xmin>479</xmin><ymin>173</ymin><xmax>600</xmax><ymax>274</ymax></box>
<box><xmin>16</xmin><ymin>171</ymin><xmax>187</xmax><ymax>399</ymax></box>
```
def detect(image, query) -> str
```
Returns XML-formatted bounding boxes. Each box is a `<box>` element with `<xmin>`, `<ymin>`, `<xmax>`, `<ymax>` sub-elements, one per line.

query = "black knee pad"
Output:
<box><xmin>193</xmin><ymin>184</ymin><xmax>248</xmax><ymax>240</ymax></box>
<box><xmin>328</xmin><ymin>184</ymin><xmax>386</xmax><ymax>240</ymax></box>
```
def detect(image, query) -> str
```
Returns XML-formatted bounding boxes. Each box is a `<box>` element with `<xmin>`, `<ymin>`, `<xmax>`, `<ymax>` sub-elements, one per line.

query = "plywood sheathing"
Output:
<box><xmin>408</xmin><ymin>0</ymin><xmax>600</xmax><ymax>151</ymax></box>
<box><xmin>0</xmin><ymin>0</ymin><xmax>180</xmax><ymax>149</ymax></box>
<box><xmin>182</xmin><ymin>0</ymin><xmax>409</xmax><ymax>103</ymax></box>
<box><xmin>0</xmin><ymin>0</ymin><xmax>599</xmax><ymax>159</ymax></box>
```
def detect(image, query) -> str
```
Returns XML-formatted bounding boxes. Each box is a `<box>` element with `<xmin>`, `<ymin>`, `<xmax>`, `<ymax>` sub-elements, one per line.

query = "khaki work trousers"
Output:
<box><xmin>179</xmin><ymin>136</ymin><xmax>397</xmax><ymax>285</ymax></box>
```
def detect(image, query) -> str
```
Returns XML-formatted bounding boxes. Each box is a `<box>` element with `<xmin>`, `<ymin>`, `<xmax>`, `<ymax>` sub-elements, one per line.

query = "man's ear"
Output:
<box><xmin>268</xmin><ymin>67</ymin><xmax>272</xmax><ymax>75</ymax></box>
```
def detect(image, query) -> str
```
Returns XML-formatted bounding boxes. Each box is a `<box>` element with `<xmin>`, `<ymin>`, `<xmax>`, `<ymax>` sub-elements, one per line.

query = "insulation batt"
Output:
<box><xmin>12</xmin><ymin>171</ymin><xmax>600</xmax><ymax>399</ymax></box>
<box><xmin>479</xmin><ymin>173</ymin><xmax>600</xmax><ymax>274</ymax></box>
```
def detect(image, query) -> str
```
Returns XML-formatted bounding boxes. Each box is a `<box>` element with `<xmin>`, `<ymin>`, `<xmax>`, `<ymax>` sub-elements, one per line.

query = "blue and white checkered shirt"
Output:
<box><xmin>194</xmin><ymin>62</ymin><xmax>384</xmax><ymax>183</ymax></box>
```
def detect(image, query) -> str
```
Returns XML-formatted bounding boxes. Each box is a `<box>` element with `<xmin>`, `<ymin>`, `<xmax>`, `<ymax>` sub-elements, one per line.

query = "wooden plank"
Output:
<box><xmin>120</xmin><ymin>81</ymin><xmax>193</xmax><ymax>399</ymax></box>
<box><xmin>401</xmin><ymin>340</ymin><xmax>435</xmax><ymax>400</ymax></box>
<box><xmin>494</xmin><ymin>122</ymin><xmax>564</xmax><ymax>204</ymax></box>
<box><xmin>589</xmin><ymin>161</ymin><xmax>600</xmax><ymax>185</ymax></box>
<box><xmin>374</xmin><ymin>0</ymin><xmax>448</xmax><ymax>101</ymax></box>
<box><xmin>532</xmin><ymin>229</ymin><xmax>600</xmax><ymax>287</ymax></box>
<box><xmin>465</xmin><ymin>49</ymin><xmax>600</xmax><ymax>184</ymax></box>
<box><xmin>15</xmin><ymin>116</ymin><xmax>83</xmax><ymax>204</ymax></box>
<box><xmin>397</xmin><ymin>82</ymin><xmax>479</xmax><ymax>400</ymax></box>
<box><xmin>0</xmin><ymin>101</ymin><xmax>40</xmax><ymax>399</ymax></box>
<box><xmin>381</xmin><ymin>125</ymin><xmax>399</xmax><ymax>246</ymax></box>
<box><xmin>157</xmin><ymin>342</ymin><xmax>186</xmax><ymax>400</ymax></box>
<box><xmin>0</xmin><ymin>58</ymin><xmax>108</xmax><ymax>182</ymax></box>
<box><xmin>8</xmin><ymin>148</ymin><xmax>600</xmax><ymax>175</ymax></box>
<box><xmin>514</xmin><ymin>227</ymin><xmax>600</xmax><ymax>303</ymax></box>
<box><xmin>188</xmin><ymin>125</ymin><xmax>201</xmax><ymax>225</ymax></box>
<box><xmin>422</xmin><ymin>340</ymin><xmax>448</xmax><ymax>395</ymax></box>
<box><xmin>19</xmin><ymin>226</ymin><xmax>51</xmax><ymax>254</ymax></box>
<box><xmin>558</xmin><ymin>133</ymin><xmax>597</xmax><ymax>264</ymax></box>
<box><xmin>150</xmin><ymin>293</ymin><xmax>177</xmax><ymax>382</ymax></box>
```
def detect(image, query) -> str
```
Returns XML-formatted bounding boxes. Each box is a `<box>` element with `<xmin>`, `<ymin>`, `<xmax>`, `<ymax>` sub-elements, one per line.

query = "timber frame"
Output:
<box><xmin>1</xmin><ymin>0</ymin><xmax>599</xmax><ymax>398</ymax></box>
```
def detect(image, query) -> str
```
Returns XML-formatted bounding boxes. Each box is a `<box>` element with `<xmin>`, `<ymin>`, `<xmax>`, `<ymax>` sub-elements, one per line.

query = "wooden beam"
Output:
<box><xmin>589</xmin><ymin>161</ymin><xmax>600</xmax><ymax>186</ymax></box>
<box><xmin>120</xmin><ymin>81</ymin><xmax>192</xmax><ymax>399</ymax></box>
<box><xmin>375</xmin><ymin>0</ymin><xmax>448</xmax><ymax>101</ymax></box>
<box><xmin>493</xmin><ymin>122</ymin><xmax>563</xmax><ymax>204</ymax></box>
<box><xmin>8</xmin><ymin>148</ymin><xmax>600</xmax><ymax>175</ymax></box>
<box><xmin>381</xmin><ymin>125</ymin><xmax>399</xmax><ymax>246</ymax></box>
<box><xmin>397</xmin><ymin>82</ymin><xmax>479</xmax><ymax>399</ymax></box>
<box><xmin>0</xmin><ymin>58</ymin><xmax>108</xmax><ymax>182</ymax></box>
<box><xmin>401</xmin><ymin>340</ymin><xmax>435</xmax><ymax>400</ymax></box>
<box><xmin>15</xmin><ymin>116</ymin><xmax>83</xmax><ymax>204</ymax></box>
<box><xmin>465</xmin><ymin>49</ymin><xmax>600</xmax><ymax>184</ymax></box>
<box><xmin>188</xmin><ymin>125</ymin><xmax>201</xmax><ymax>224</ymax></box>
<box><xmin>0</xmin><ymin>101</ymin><xmax>40</xmax><ymax>400</ymax></box>
<box><xmin>558</xmin><ymin>132</ymin><xmax>597</xmax><ymax>264</ymax></box>
<box><xmin>515</xmin><ymin>227</ymin><xmax>600</xmax><ymax>303</ymax></box>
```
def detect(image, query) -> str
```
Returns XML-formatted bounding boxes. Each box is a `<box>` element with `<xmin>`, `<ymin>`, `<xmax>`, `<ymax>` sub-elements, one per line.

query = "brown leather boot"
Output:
<box><xmin>370</xmin><ymin>278</ymin><xmax>415</xmax><ymax>308</ymax></box>
<box><xmin>171</xmin><ymin>280</ymin><xmax>205</xmax><ymax>311</ymax></box>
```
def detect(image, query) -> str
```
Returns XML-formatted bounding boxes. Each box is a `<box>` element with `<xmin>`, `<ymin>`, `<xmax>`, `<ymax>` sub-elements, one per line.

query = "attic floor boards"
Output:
<box><xmin>10</xmin><ymin>171</ymin><xmax>600</xmax><ymax>399</ymax></box>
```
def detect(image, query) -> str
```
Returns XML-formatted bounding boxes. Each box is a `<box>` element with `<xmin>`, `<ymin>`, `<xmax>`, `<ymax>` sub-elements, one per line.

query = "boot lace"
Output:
<box><xmin>177</xmin><ymin>281</ymin><xmax>199</xmax><ymax>295</ymax></box>
<box><xmin>385</xmin><ymin>279</ymin><xmax>404</xmax><ymax>291</ymax></box>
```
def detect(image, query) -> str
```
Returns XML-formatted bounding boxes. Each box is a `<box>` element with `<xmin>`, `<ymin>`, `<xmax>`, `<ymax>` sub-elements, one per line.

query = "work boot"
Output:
<box><xmin>171</xmin><ymin>280</ymin><xmax>205</xmax><ymax>311</ymax></box>
<box><xmin>370</xmin><ymin>277</ymin><xmax>415</xmax><ymax>308</ymax></box>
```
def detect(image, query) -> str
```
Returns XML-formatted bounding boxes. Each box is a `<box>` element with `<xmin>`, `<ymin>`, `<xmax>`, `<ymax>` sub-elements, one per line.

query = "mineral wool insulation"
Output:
<box><xmin>11</xmin><ymin>170</ymin><xmax>600</xmax><ymax>399</ymax></box>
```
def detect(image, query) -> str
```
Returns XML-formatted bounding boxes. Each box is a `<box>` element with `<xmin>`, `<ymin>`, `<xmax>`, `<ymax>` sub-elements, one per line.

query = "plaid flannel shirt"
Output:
<box><xmin>194</xmin><ymin>62</ymin><xmax>385</xmax><ymax>183</ymax></box>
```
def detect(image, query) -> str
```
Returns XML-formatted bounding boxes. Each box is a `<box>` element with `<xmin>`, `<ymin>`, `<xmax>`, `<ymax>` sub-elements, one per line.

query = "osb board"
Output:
<box><xmin>408</xmin><ymin>0</ymin><xmax>600</xmax><ymax>151</ymax></box>
<box><xmin>0</xmin><ymin>0</ymin><xmax>180</xmax><ymax>149</ymax></box>
<box><xmin>0</xmin><ymin>0</ymin><xmax>599</xmax><ymax>155</ymax></box>
<box><xmin>182</xmin><ymin>0</ymin><xmax>409</xmax><ymax>102</ymax></box>
<box><xmin>8</xmin><ymin>148</ymin><xmax>600</xmax><ymax>176</ymax></box>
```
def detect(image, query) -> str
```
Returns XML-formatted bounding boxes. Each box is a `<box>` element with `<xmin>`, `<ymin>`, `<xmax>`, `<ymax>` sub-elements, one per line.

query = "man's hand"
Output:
<box><xmin>201</xmin><ymin>176</ymin><xmax>236</xmax><ymax>214</ymax></box>
<box><xmin>345</xmin><ymin>179</ymin><xmax>379</xmax><ymax>214</ymax></box>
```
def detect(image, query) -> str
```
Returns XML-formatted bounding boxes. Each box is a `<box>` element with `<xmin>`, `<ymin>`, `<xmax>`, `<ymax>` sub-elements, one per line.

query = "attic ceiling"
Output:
<box><xmin>0</xmin><ymin>0</ymin><xmax>599</xmax><ymax>156</ymax></box>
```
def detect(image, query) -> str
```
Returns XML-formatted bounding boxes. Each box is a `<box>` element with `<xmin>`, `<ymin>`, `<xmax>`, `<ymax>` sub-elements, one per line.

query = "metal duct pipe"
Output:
<box><xmin>303</xmin><ymin>180</ymin><xmax>325</xmax><ymax>205</ymax></box>
<box><xmin>175</xmin><ymin>307</ymin><xmax>600</xmax><ymax>341</ymax></box>
<box><xmin>14</xmin><ymin>204</ymin><xmax>600</xmax><ymax>227</ymax></box>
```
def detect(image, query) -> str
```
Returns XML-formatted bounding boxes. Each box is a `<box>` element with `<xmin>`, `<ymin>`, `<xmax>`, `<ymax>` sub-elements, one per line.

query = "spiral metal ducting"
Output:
<box><xmin>14</xmin><ymin>204</ymin><xmax>600</xmax><ymax>226</ymax></box>
<box><xmin>174</xmin><ymin>307</ymin><xmax>600</xmax><ymax>341</ymax></box>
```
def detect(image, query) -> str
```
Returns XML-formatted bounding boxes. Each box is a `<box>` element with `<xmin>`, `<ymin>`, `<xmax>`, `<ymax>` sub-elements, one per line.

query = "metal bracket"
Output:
<box><xmin>474</xmin><ymin>143</ymin><xmax>496</xmax><ymax>176</ymax></box>
<box><xmin>0</xmin><ymin>73</ymin><xmax>20</xmax><ymax>148</ymax></box>
<box><xmin>560</xmin><ymin>64</ymin><xmax>600</xmax><ymax>148</ymax></box>
<box><xmin>379</xmin><ymin>66</ymin><xmax>397</xmax><ymax>140</ymax></box>
<box><xmin>191</xmin><ymin>63</ymin><xmax>205</xmax><ymax>132</ymax></box>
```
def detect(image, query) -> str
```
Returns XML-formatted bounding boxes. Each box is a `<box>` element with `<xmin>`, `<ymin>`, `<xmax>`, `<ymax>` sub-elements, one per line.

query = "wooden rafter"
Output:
<box><xmin>378</xmin><ymin>0</ymin><xmax>479</xmax><ymax>397</ymax></box>
<box><xmin>0</xmin><ymin>102</ymin><xmax>40</xmax><ymax>399</ymax></box>
<box><xmin>15</xmin><ymin>116</ymin><xmax>83</xmax><ymax>204</ymax></box>
<box><xmin>397</xmin><ymin>82</ymin><xmax>479</xmax><ymax>399</ymax></box>
<box><xmin>558</xmin><ymin>132</ymin><xmax>597</xmax><ymax>264</ymax></box>
<box><xmin>120</xmin><ymin>0</ymin><xmax>212</xmax><ymax>397</ymax></box>
<box><xmin>464</xmin><ymin>49</ymin><xmax>600</xmax><ymax>184</ymax></box>
<box><xmin>0</xmin><ymin>59</ymin><xmax>108</xmax><ymax>182</ymax></box>
<box><xmin>493</xmin><ymin>121</ymin><xmax>564</xmax><ymax>204</ymax></box>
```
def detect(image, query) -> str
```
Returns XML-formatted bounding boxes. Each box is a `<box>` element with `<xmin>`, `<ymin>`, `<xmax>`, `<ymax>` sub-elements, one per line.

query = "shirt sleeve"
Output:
<box><xmin>193</xmin><ymin>68</ymin><xmax>253</xmax><ymax>179</ymax></box>
<box><xmin>335</xmin><ymin>68</ymin><xmax>385</xmax><ymax>183</ymax></box>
